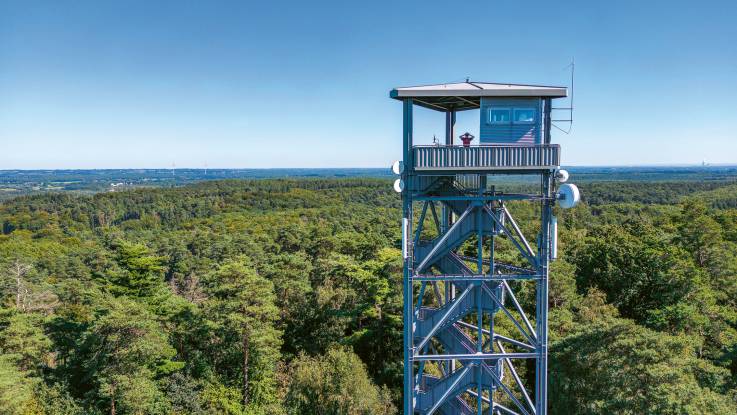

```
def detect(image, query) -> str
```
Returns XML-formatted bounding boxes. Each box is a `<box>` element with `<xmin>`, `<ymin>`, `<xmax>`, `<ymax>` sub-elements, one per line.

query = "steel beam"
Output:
<box><xmin>414</xmin><ymin>194</ymin><xmax>552</xmax><ymax>202</ymax></box>
<box><xmin>402</xmin><ymin>98</ymin><xmax>414</xmax><ymax>415</ymax></box>
<box><xmin>415</xmin><ymin>204</ymin><xmax>474</xmax><ymax>273</ymax></box>
<box><xmin>497</xmin><ymin>341</ymin><xmax>536</xmax><ymax>412</ymax></box>
<box><xmin>413</xmin><ymin>274</ymin><xmax>540</xmax><ymax>282</ymax></box>
<box><xmin>534</xmin><ymin>171</ymin><xmax>553</xmax><ymax>414</ymax></box>
<box><xmin>414</xmin><ymin>352</ymin><xmax>538</xmax><ymax>361</ymax></box>
<box><xmin>415</xmin><ymin>283</ymin><xmax>474</xmax><ymax>351</ymax></box>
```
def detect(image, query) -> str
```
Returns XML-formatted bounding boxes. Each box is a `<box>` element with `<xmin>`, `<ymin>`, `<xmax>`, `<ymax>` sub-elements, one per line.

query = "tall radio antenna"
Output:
<box><xmin>552</xmin><ymin>59</ymin><xmax>575</xmax><ymax>134</ymax></box>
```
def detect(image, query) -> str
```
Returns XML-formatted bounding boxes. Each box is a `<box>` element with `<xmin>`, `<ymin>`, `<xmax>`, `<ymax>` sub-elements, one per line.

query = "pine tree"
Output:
<box><xmin>204</xmin><ymin>259</ymin><xmax>282</xmax><ymax>412</ymax></box>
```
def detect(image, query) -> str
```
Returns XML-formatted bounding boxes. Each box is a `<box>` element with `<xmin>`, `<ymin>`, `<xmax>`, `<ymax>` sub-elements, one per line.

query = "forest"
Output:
<box><xmin>0</xmin><ymin>177</ymin><xmax>736</xmax><ymax>414</ymax></box>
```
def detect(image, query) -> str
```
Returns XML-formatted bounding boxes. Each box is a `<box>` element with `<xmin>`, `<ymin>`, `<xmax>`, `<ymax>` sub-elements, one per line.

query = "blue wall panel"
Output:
<box><xmin>479</xmin><ymin>97</ymin><xmax>543</xmax><ymax>144</ymax></box>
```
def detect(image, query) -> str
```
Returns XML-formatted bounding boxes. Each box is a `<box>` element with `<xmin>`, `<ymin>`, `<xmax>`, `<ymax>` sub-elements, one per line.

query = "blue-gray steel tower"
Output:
<box><xmin>390</xmin><ymin>81</ymin><xmax>578</xmax><ymax>415</ymax></box>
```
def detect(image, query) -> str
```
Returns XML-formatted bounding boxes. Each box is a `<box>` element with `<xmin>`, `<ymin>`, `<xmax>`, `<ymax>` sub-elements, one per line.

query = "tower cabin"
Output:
<box><xmin>390</xmin><ymin>81</ymin><xmax>567</xmax><ymax>172</ymax></box>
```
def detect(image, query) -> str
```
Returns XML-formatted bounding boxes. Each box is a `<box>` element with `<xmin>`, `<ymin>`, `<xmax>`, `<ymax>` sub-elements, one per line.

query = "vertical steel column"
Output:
<box><xmin>402</xmin><ymin>98</ymin><xmax>415</xmax><ymax>415</ymax></box>
<box><xmin>535</xmin><ymin>96</ymin><xmax>554</xmax><ymax>415</ymax></box>
<box><xmin>543</xmin><ymin>98</ymin><xmax>552</xmax><ymax>145</ymax></box>
<box><xmin>442</xmin><ymin>110</ymin><xmax>456</xmax><ymax>233</ymax></box>
<box><xmin>445</xmin><ymin>109</ymin><xmax>456</xmax><ymax>146</ymax></box>
<box><xmin>479</xmin><ymin>176</ymin><xmax>488</xmax><ymax>415</ymax></box>
<box><xmin>476</xmin><ymin>190</ymin><xmax>484</xmax><ymax>415</ymax></box>
<box><xmin>488</xmin><ymin>195</ymin><xmax>496</xmax><ymax>413</ymax></box>
<box><xmin>535</xmin><ymin>171</ymin><xmax>552</xmax><ymax>414</ymax></box>
<box><xmin>443</xmin><ymin>109</ymin><xmax>456</xmax><ymax>378</ymax></box>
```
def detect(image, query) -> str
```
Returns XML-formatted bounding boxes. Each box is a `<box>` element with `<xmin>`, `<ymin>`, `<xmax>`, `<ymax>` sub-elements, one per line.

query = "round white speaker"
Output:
<box><xmin>557</xmin><ymin>183</ymin><xmax>580</xmax><ymax>209</ymax></box>
<box><xmin>393</xmin><ymin>179</ymin><xmax>405</xmax><ymax>193</ymax></box>
<box><xmin>556</xmin><ymin>169</ymin><xmax>569</xmax><ymax>183</ymax></box>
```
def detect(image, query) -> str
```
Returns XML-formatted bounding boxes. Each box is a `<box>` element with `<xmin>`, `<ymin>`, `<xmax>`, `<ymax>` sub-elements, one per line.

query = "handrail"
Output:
<box><xmin>413</xmin><ymin>144</ymin><xmax>560</xmax><ymax>170</ymax></box>
<box><xmin>413</xmin><ymin>144</ymin><xmax>560</xmax><ymax>148</ymax></box>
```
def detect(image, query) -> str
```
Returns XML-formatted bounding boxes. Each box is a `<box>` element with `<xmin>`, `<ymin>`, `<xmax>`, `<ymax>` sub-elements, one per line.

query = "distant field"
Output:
<box><xmin>0</xmin><ymin>168</ymin><xmax>392</xmax><ymax>200</ymax></box>
<box><xmin>1</xmin><ymin>166</ymin><xmax>736</xmax><ymax>201</ymax></box>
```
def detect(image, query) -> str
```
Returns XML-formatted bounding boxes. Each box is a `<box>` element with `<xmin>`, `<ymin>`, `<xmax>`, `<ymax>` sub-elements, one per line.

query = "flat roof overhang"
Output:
<box><xmin>390</xmin><ymin>81</ymin><xmax>568</xmax><ymax>112</ymax></box>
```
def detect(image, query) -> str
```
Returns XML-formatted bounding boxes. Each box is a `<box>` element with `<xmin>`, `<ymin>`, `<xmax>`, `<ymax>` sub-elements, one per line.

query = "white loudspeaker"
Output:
<box><xmin>557</xmin><ymin>183</ymin><xmax>580</xmax><ymax>209</ymax></box>
<box><xmin>556</xmin><ymin>169</ymin><xmax>569</xmax><ymax>183</ymax></box>
<box><xmin>393</xmin><ymin>179</ymin><xmax>405</xmax><ymax>193</ymax></box>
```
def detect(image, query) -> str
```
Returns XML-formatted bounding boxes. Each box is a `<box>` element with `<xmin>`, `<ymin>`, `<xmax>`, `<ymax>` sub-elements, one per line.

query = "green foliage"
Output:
<box><xmin>110</xmin><ymin>241</ymin><xmax>166</xmax><ymax>297</ymax></box>
<box><xmin>676</xmin><ymin>199</ymin><xmax>724</xmax><ymax>267</ymax></box>
<box><xmin>550</xmin><ymin>319</ymin><xmax>737</xmax><ymax>414</ymax></box>
<box><xmin>78</xmin><ymin>297</ymin><xmax>178</xmax><ymax>414</ymax></box>
<box><xmin>203</xmin><ymin>259</ymin><xmax>282</xmax><ymax>411</ymax></box>
<box><xmin>0</xmin><ymin>354</ymin><xmax>43</xmax><ymax>414</ymax></box>
<box><xmin>200</xmin><ymin>381</ymin><xmax>243</xmax><ymax>414</ymax></box>
<box><xmin>285</xmin><ymin>347</ymin><xmax>396</xmax><ymax>415</ymax></box>
<box><xmin>570</xmin><ymin>222</ymin><xmax>701</xmax><ymax>322</ymax></box>
<box><xmin>36</xmin><ymin>382</ymin><xmax>85</xmax><ymax>415</ymax></box>
<box><xmin>0</xmin><ymin>177</ymin><xmax>735</xmax><ymax>413</ymax></box>
<box><xmin>162</xmin><ymin>372</ymin><xmax>206</xmax><ymax>415</ymax></box>
<box><xmin>0</xmin><ymin>313</ymin><xmax>51</xmax><ymax>373</ymax></box>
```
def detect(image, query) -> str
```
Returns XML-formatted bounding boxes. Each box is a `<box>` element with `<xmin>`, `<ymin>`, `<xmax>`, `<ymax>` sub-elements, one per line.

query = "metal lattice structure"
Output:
<box><xmin>392</xmin><ymin>82</ymin><xmax>575</xmax><ymax>415</ymax></box>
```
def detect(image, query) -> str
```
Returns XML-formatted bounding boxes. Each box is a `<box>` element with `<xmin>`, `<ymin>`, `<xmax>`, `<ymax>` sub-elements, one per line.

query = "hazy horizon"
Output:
<box><xmin>3</xmin><ymin>163</ymin><xmax>737</xmax><ymax>172</ymax></box>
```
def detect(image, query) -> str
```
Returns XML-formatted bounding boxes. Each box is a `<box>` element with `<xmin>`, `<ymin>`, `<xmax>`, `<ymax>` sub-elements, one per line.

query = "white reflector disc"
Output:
<box><xmin>556</xmin><ymin>169</ymin><xmax>569</xmax><ymax>183</ymax></box>
<box><xmin>393</xmin><ymin>179</ymin><xmax>405</xmax><ymax>193</ymax></box>
<box><xmin>557</xmin><ymin>183</ymin><xmax>580</xmax><ymax>209</ymax></box>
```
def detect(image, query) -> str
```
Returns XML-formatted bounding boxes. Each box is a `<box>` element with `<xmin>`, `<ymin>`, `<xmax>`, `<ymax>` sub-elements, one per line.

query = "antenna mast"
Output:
<box><xmin>552</xmin><ymin>59</ymin><xmax>575</xmax><ymax>134</ymax></box>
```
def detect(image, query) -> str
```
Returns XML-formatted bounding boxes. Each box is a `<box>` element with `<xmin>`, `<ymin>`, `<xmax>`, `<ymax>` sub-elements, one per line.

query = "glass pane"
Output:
<box><xmin>489</xmin><ymin>108</ymin><xmax>511</xmax><ymax>124</ymax></box>
<box><xmin>514</xmin><ymin>108</ymin><xmax>535</xmax><ymax>123</ymax></box>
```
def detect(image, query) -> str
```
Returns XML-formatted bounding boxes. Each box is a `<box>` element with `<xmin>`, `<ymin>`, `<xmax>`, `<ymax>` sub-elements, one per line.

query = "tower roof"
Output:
<box><xmin>390</xmin><ymin>81</ymin><xmax>567</xmax><ymax>111</ymax></box>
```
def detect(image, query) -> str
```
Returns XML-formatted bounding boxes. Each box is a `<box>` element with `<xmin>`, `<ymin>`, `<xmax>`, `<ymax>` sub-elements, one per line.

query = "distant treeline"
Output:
<box><xmin>1</xmin><ymin>166</ymin><xmax>737</xmax><ymax>201</ymax></box>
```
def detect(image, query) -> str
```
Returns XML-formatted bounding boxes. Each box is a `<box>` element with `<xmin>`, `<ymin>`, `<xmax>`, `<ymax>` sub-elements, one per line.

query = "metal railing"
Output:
<box><xmin>413</xmin><ymin>144</ymin><xmax>560</xmax><ymax>170</ymax></box>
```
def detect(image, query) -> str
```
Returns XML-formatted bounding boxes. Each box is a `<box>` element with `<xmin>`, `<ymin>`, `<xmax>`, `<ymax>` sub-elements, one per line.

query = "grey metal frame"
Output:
<box><xmin>401</xmin><ymin>98</ymin><xmax>557</xmax><ymax>414</ymax></box>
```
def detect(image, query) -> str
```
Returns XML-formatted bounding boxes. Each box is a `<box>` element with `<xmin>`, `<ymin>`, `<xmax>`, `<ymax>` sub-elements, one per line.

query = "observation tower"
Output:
<box><xmin>390</xmin><ymin>81</ymin><xmax>580</xmax><ymax>415</ymax></box>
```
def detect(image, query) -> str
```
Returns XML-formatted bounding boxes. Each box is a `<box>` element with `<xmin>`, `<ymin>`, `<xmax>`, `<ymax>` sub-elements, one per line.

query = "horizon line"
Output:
<box><xmin>2</xmin><ymin>163</ymin><xmax>737</xmax><ymax>172</ymax></box>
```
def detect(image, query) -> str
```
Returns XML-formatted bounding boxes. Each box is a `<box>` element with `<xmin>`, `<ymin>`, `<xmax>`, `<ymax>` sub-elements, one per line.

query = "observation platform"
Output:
<box><xmin>413</xmin><ymin>144</ymin><xmax>560</xmax><ymax>172</ymax></box>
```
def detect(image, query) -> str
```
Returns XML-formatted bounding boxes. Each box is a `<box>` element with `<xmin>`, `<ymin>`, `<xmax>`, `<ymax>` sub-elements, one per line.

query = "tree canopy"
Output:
<box><xmin>0</xmin><ymin>177</ymin><xmax>735</xmax><ymax>413</ymax></box>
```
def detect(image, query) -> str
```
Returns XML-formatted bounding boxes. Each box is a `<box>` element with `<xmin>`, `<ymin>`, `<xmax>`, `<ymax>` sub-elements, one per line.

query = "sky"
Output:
<box><xmin>1</xmin><ymin>0</ymin><xmax>736</xmax><ymax>169</ymax></box>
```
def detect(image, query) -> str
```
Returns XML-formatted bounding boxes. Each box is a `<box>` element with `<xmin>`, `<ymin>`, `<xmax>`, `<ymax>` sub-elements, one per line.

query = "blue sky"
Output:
<box><xmin>1</xmin><ymin>0</ymin><xmax>735</xmax><ymax>169</ymax></box>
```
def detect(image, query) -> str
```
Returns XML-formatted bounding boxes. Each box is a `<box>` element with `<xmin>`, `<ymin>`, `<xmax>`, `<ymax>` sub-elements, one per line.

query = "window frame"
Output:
<box><xmin>488</xmin><ymin>108</ymin><xmax>512</xmax><ymax>125</ymax></box>
<box><xmin>512</xmin><ymin>107</ymin><xmax>536</xmax><ymax>124</ymax></box>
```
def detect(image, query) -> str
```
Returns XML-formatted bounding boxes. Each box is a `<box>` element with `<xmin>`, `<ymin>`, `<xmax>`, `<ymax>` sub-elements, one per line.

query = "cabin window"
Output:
<box><xmin>513</xmin><ymin>108</ymin><xmax>536</xmax><ymax>124</ymax></box>
<box><xmin>489</xmin><ymin>108</ymin><xmax>511</xmax><ymax>124</ymax></box>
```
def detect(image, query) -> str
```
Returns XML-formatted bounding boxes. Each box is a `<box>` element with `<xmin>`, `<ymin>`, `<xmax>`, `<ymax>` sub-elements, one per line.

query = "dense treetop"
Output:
<box><xmin>0</xmin><ymin>178</ymin><xmax>735</xmax><ymax>414</ymax></box>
